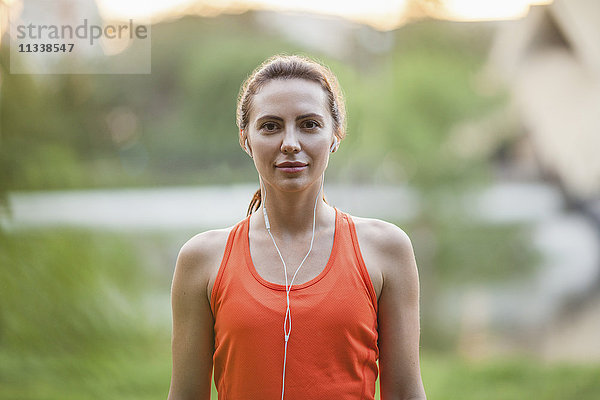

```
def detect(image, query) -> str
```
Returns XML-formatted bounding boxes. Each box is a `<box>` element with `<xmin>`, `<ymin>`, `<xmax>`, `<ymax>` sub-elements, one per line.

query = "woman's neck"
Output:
<box><xmin>258</xmin><ymin>179</ymin><xmax>333</xmax><ymax>237</ymax></box>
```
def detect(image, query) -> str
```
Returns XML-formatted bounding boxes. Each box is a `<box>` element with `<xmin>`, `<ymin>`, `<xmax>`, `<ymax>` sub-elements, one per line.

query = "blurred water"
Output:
<box><xmin>0</xmin><ymin>184</ymin><xmax>419</xmax><ymax>230</ymax></box>
<box><xmin>465</xmin><ymin>182</ymin><xmax>564</xmax><ymax>223</ymax></box>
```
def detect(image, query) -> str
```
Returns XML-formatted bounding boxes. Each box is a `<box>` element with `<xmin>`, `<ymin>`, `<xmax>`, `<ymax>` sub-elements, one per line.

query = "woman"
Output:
<box><xmin>168</xmin><ymin>55</ymin><xmax>426</xmax><ymax>400</ymax></box>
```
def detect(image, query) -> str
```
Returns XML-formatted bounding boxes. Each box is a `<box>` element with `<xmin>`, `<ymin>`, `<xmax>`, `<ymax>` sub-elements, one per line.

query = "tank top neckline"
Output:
<box><xmin>243</xmin><ymin>207</ymin><xmax>341</xmax><ymax>292</ymax></box>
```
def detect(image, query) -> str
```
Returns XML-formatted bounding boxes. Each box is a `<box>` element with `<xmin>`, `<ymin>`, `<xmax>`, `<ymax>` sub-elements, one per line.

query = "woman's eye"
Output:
<box><xmin>261</xmin><ymin>122</ymin><xmax>278</xmax><ymax>132</ymax></box>
<box><xmin>302</xmin><ymin>120</ymin><xmax>320</xmax><ymax>130</ymax></box>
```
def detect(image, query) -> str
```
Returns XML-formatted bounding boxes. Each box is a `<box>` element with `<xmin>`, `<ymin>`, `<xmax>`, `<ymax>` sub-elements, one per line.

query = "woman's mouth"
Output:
<box><xmin>275</xmin><ymin>161</ymin><xmax>308</xmax><ymax>173</ymax></box>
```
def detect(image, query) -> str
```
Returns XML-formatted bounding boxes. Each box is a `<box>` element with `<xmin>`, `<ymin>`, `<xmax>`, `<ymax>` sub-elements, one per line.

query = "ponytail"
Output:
<box><xmin>247</xmin><ymin>189</ymin><xmax>262</xmax><ymax>217</ymax></box>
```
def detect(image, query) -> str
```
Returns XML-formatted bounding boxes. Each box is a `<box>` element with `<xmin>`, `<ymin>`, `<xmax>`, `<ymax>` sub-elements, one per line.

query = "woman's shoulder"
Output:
<box><xmin>178</xmin><ymin>227</ymin><xmax>234</xmax><ymax>263</ymax></box>
<box><xmin>174</xmin><ymin>226</ymin><xmax>236</xmax><ymax>292</ymax></box>
<box><xmin>342</xmin><ymin>213</ymin><xmax>416</xmax><ymax>289</ymax></box>
<box><xmin>344</xmin><ymin>213</ymin><xmax>413</xmax><ymax>254</ymax></box>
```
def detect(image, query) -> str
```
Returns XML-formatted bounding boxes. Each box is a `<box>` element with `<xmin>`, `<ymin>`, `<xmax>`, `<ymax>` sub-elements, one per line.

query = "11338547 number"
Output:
<box><xmin>18</xmin><ymin>43</ymin><xmax>75</xmax><ymax>53</ymax></box>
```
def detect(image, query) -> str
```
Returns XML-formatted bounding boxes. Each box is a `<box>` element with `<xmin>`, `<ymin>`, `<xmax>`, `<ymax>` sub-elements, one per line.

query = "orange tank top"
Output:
<box><xmin>210</xmin><ymin>208</ymin><xmax>379</xmax><ymax>399</ymax></box>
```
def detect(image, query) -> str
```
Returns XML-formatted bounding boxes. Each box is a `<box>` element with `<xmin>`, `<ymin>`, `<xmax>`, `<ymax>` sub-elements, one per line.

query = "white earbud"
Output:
<box><xmin>330</xmin><ymin>137</ymin><xmax>338</xmax><ymax>153</ymax></box>
<box><xmin>244</xmin><ymin>138</ymin><xmax>252</xmax><ymax>158</ymax></box>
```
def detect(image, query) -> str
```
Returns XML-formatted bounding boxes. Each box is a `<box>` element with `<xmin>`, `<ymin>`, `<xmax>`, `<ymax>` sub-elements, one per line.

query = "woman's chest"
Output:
<box><xmin>248</xmin><ymin>227</ymin><xmax>335</xmax><ymax>286</ymax></box>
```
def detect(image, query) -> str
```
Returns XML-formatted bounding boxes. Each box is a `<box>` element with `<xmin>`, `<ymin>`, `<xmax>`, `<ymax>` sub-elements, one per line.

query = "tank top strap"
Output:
<box><xmin>210</xmin><ymin>215</ymin><xmax>250</xmax><ymax>317</ymax></box>
<box><xmin>338</xmin><ymin>211</ymin><xmax>379</xmax><ymax>313</ymax></box>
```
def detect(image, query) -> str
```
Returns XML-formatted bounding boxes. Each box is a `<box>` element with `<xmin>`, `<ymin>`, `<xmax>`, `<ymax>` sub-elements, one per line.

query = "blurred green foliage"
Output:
<box><xmin>400</xmin><ymin>211</ymin><xmax>540</xmax><ymax>351</ymax></box>
<box><xmin>332</xmin><ymin>22</ymin><xmax>499</xmax><ymax>189</ymax></box>
<box><xmin>0</xmin><ymin>228</ymin><xmax>144</xmax><ymax>353</ymax></box>
<box><xmin>0</xmin><ymin>228</ymin><xmax>170</xmax><ymax>399</ymax></box>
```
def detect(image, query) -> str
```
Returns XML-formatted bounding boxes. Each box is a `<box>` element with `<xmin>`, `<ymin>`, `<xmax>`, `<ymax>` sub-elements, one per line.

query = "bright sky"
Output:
<box><xmin>442</xmin><ymin>0</ymin><xmax>552</xmax><ymax>20</ymax></box>
<box><xmin>96</xmin><ymin>0</ymin><xmax>553</xmax><ymax>28</ymax></box>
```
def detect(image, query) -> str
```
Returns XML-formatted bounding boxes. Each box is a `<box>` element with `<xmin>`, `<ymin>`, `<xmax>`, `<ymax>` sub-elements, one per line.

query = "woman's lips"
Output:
<box><xmin>276</xmin><ymin>162</ymin><xmax>307</xmax><ymax>173</ymax></box>
<box><xmin>277</xmin><ymin>166</ymin><xmax>306</xmax><ymax>173</ymax></box>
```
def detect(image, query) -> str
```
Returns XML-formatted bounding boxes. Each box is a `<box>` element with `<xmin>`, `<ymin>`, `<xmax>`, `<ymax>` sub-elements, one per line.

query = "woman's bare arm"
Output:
<box><xmin>378</xmin><ymin>223</ymin><xmax>426</xmax><ymax>400</ymax></box>
<box><xmin>356</xmin><ymin>219</ymin><xmax>426</xmax><ymax>400</ymax></box>
<box><xmin>167</xmin><ymin>230</ymin><xmax>228</xmax><ymax>400</ymax></box>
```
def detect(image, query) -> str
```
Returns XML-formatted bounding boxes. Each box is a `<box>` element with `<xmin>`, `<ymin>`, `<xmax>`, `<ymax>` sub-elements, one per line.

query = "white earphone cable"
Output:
<box><xmin>261</xmin><ymin>175</ymin><xmax>324</xmax><ymax>400</ymax></box>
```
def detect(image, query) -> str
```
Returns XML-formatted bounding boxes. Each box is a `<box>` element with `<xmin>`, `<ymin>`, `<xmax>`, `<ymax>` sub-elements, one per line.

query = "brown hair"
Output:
<box><xmin>237</xmin><ymin>55</ymin><xmax>347</xmax><ymax>217</ymax></box>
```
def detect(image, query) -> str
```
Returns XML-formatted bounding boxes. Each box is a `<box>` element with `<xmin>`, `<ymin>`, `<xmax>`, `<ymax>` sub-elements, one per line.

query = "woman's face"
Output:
<box><xmin>245</xmin><ymin>78</ymin><xmax>335</xmax><ymax>193</ymax></box>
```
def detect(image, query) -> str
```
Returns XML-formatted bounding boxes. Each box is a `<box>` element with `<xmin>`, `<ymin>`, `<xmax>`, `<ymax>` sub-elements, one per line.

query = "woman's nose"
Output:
<box><xmin>281</xmin><ymin>128</ymin><xmax>300</xmax><ymax>153</ymax></box>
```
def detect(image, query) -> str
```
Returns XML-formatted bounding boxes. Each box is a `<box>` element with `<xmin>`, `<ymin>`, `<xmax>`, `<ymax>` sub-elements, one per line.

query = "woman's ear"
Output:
<box><xmin>330</xmin><ymin>136</ymin><xmax>339</xmax><ymax>153</ymax></box>
<box><xmin>241</xmin><ymin>130</ymin><xmax>252</xmax><ymax>158</ymax></box>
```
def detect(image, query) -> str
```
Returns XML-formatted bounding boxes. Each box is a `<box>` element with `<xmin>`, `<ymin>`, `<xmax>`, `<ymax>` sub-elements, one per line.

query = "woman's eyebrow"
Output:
<box><xmin>256</xmin><ymin>115</ymin><xmax>283</xmax><ymax>123</ymax></box>
<box><xmin>296</xmin><ymin>113</ymin><xmax>324</xmax><ymax>121</ymax></box>
<box><xmin>255</xmin><ymin>113</ymin><xmax>324</xmax><ymax>125</ymax></box>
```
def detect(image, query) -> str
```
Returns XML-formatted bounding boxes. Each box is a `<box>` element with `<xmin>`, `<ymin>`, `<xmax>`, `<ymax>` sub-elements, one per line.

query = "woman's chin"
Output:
<box><xmin>270</xmin><ymin>177</ymin><xmax>320</xmax><ymax>193</ymax></box>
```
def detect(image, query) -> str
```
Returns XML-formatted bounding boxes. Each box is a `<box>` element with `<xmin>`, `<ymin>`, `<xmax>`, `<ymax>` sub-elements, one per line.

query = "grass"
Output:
<box><xmin>421</xmin><ymin>353</ymin><xmax>600</xmax><ymax>400</ymax></box>
<box><xmin>0</xmin><ymin>346</ymin><xmax>170</xmax><ymax>400</ymax></box>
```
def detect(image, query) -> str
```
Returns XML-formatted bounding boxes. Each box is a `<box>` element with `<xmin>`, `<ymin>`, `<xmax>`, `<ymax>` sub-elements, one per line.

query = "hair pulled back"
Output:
<box><xmin>237</xmin><ymin>54</ymin><xmax>347</xmax><ymax>217</ymax></box>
